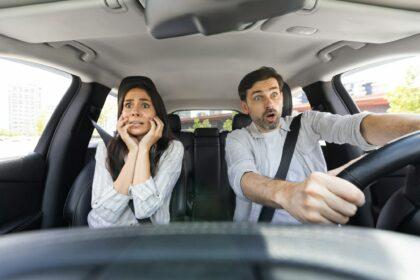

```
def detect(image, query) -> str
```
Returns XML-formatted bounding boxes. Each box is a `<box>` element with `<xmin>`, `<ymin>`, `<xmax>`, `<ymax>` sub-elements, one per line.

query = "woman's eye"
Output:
<box><xmin>124</xmin><ymin>103</ymin><xmax>132</xmax><ymax>109</ymax></box>
<box><xmin>142</xmin><ymin>103</ymin><xmax>150</xmax><ymax>109</ymax></box>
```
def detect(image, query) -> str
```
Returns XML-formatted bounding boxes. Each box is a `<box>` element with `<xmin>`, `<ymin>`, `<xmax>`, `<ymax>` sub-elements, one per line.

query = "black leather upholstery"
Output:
<box><xmin>168</xmin><ymin>113</ymin><xmax>181</xmax><ymax>133</ymax></box>
<box><xmin>191</xmin><ymin>128</ymin><xmax>232</xmax><ymax>221</ymax></box>
<box><xmin>167</xmin><ymin>114</ymin><xmax>194</xmax><ymax>218</ymax></box>
<box><xmin>63</xmin><ymin>160</ymin><xmax>95</xmax><ymax>226</ymax></box>
<box><xmin>232</xmin><ymin>113</ymin><xmax>252</xmax><ymax>130</ymax></box>
<box><xmin>193</xmin><ymin>128</ymin><xmax>221</xmax><ymax>195</ymax></box>
<box><xmin>282</xmin><ymin>82</ymin><xmax>293</xmax><ymax>117</ymax></box>
<box><xmin>220</xmin><ymin>131</ymin><xmax>235</xmax><ymax>218</ymax></box>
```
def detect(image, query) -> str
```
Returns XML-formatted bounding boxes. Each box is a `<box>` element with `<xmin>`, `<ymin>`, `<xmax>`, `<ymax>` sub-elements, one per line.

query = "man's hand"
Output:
<box><xmin>279</xmin><ymin>172</ymin><xmax>365</xmax><ymax>224</ymax></box>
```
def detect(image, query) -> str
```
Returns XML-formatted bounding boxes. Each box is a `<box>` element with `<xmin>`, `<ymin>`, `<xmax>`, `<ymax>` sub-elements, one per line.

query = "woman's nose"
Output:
<box><xmin>130</xmin><ymin>105</ymin><xmax>143</xmax><ymax>116</ymax></box>
<box><xmin>131</xmin><ymin>110</ymin><xmax>143</xmax><ymax>117</ymax></box>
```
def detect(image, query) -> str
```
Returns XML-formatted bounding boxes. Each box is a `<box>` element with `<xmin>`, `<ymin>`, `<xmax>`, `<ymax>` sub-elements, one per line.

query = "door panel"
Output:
<box><xmin>0</xmin><ymin>153</ymin><xmax>45</xmax><ymax>232</ymax></box>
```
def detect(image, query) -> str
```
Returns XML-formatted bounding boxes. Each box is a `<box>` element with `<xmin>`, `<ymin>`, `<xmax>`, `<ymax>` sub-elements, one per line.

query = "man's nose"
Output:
<box><xmin>265</xmin><ymin>98</ymin><xmax>275</xmax><ymax>109</ymax></box>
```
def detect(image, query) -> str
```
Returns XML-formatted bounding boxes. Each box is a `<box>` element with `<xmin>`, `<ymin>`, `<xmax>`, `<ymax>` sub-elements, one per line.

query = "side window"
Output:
<box><xmin>292</xmin><ymin>87</ymin><xmax>310</xmax><ymax>114</ymax></box>
<box><xmin>90</xmin><ymin>90</ymin><xmax>118</xmax><ymax>144</ymax></box>
<box><xmin>341</xmin><ymin>56</ymin><xmax>420</xmax><ymax>113</ymax></box>
<box><xmin>173</xmin><ymin>110</ymin><xmax>238</xmax><ymax>132</ymax></box>
<box><xmin>0</xmin><ymin>57</ymin><xmax>72</xmax><ymax>161</ymax></box>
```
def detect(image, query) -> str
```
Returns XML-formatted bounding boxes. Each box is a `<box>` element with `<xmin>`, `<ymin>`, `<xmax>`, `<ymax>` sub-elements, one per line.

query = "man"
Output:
<box><xmin>225</xmin><ymin>66</ymin><xmax>420</xmax><ymax>224</ymax></box>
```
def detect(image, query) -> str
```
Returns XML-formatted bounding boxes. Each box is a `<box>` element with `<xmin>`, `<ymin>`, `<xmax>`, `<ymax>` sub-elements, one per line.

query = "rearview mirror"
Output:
<box><xmin>145</xmin><ymin>0</ymin><xmax>307</xmax><ymax>39</ymax></box>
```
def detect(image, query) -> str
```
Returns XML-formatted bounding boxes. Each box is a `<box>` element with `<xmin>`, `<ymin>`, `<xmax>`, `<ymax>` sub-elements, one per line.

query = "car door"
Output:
<box><xmin>0</xmin><ymin>57</ymin><xmax>110</xmax><ymax>233</ymax></box>
<box><xmin>304</xmin><ymin>55</ymin><xmax>420</xmax><ymax>220</ymax></box>
<box><xmin>0</xmin><ymin>57</ymin><xmax>75</xmax><ymax>233</ymax></box>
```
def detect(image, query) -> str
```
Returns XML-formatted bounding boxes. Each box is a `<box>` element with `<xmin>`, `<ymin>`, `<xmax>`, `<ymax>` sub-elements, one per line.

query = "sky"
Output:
<box><xmin>341</xmin><ymin>56</ymin><xmax>420</xmax><ymax>94</ymax></box>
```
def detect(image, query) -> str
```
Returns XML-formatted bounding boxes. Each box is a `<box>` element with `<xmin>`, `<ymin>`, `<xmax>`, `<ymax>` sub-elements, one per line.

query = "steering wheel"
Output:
<box><xmin>337</xmin><ymin>131</ymin><xmax>420</xmax><ymax>231</ymax></box>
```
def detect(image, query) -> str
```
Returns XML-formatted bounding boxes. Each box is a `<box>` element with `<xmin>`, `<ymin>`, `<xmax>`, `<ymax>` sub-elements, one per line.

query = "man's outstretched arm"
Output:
<box><xmin>361</xmin><ymin>113</ymin><xmax>420</xmax><ymax>146</ymax></box>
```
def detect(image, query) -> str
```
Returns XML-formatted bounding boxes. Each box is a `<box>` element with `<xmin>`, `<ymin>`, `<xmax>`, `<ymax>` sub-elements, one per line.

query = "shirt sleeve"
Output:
<box><xmin>225</xmin><ymin>131</ymin><xmax>260</xmax><ymax>201</ymax></box>
<box><xmin>129</xmin><ymin>140</ymin><xmax>184</xmax><ymax>219</ymax></box>
<box><xmin>302</xmin><ymin>111</ymin><xmax>378</xmax><ymax>151</ymax></box>
<box><xmin>88</xmin><ymin>140</ymin><xmax>131</xmax><ymax>227</ymax></box>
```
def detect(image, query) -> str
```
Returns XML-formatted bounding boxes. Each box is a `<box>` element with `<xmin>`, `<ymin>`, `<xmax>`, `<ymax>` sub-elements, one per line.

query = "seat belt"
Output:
<box><xmin>89</xmin><ymin>117</ymin><xmax>152</xmax><ymax>224</ymax></box>
<box><xmin>89</xmin><ymin>117</ymin><xmax>112</xmax><ymax>146</ymax></box>
<box><xmin>258</xmin><ymin>114</ymin><xmax>303</xmax><ymax>222</ymax></box>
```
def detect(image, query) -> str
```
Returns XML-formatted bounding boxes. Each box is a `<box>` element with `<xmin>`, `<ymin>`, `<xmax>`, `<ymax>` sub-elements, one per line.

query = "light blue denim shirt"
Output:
<box><xmin>225</xmin><ymin>110</ymin><xmax>376</xmax><ymax>224</ymax></box>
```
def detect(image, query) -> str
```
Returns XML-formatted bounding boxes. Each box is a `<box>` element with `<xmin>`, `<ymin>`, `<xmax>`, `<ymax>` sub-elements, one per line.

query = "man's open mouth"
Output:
<box><xmin>265</xmin><ymin>112</ymin><xmax>277</xmax><ymax>122</ymax></box>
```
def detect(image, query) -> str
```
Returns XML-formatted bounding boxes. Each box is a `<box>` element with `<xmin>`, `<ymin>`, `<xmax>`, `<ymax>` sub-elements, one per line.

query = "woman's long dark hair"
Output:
<box><xmin>106</xmin><ymin>76</ymin><xmax>174</xmax><ymax>180</ymax></box>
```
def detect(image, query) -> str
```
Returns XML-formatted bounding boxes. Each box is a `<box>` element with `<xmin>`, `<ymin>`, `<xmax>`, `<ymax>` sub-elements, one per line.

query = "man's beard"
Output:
<box><xmin>253</xmin><ymin>109</ymin><xmax>280</xmax><ymax>131</ymax></box>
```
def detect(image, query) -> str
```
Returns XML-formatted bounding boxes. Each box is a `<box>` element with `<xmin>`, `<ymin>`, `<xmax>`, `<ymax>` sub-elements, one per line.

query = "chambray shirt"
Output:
<box><xmin>87</xmin><ymin>140</ymin><xmax>184</xmax><ymax>228</ymax></box>
<box><xmin>225</xmin><ymin>110</ymin><xmax>377</xmax><ymax>224</ymax></box>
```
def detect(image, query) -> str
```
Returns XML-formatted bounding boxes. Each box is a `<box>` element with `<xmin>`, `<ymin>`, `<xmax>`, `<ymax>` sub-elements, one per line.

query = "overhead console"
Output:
<box><xmin>145</xmin><ymin>0</ymin><xmax>308</xmax><ymax>39</ymax></box>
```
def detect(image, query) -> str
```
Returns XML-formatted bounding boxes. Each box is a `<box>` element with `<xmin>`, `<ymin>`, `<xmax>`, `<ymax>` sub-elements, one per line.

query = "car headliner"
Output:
<box><xmin>0</xmin><ymin>0</ymin><xmax>419</xmax><ymax>111</ymax></box>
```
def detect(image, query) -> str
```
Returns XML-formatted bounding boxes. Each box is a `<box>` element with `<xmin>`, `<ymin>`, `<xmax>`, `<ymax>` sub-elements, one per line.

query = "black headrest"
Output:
<box><xmin>194</xmin><ymin>128</ymin><xmax>219</xmax><ymax>137</ymax></box>
<box><xmin>167</xmin><ymin>114</ymin><xmax>181</xmax><ymax>133</ymax></box>
<box><xmin>233</xmin><ymin>113</ymin><xmax>252</xmax><ymax>130</ymax></box>
<box><xmin>282</xmin><ymin>82</ymin><xmax>293</xmax><ymax>117</ymax></box>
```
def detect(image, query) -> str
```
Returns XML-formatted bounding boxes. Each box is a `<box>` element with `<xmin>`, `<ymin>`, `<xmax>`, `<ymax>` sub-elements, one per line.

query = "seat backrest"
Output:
<box><xmin>63</xmin><ymin>160</ymin><xmax>95</xmax><ymax>226</ymax></box>
<box><xmin>219</xmin><ymin>130</ymin><xmax>235</xmax><ymax>218</ymax></box>
<box><xmin>232</xmin><ymin>113</ymin><xmax>252</xmax><ymax>130</ymax></box>
<box><xmin>168</xmin><ymin>113</ymin><xmax>194</xmax><ymax>218</ymax></box>
<box><xmin>191</xmin><ymin>128</ymin><xmax>233</xmax><ymax>221</ymax></box>
<box><xmin>281</xmin><ymin>82</ymin><xmax>293</xmax><ymax>117</ymax></box>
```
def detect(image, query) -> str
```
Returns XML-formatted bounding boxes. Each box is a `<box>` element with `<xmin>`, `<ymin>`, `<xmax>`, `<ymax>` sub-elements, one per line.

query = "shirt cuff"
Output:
<box><xmin>129</xmin><ymin>177</ymin><xmax>161</xmax><ymax>219</ymax></box>
<box><xmin>91</xmin><ymin>187</ymin><xmax>130</xmax><ymax>214</ymax></box>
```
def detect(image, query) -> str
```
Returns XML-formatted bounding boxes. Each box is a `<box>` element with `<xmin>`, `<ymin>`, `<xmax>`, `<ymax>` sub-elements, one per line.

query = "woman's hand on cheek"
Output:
<box><xmin>117</xmin><ymin>115</ymin><xmax>139</xmax><ymax>152</ymax></box>
<box><xmin>139</xmin><ymin>116</ymin><xmax>164</xmax><ymax>151</ymax></box>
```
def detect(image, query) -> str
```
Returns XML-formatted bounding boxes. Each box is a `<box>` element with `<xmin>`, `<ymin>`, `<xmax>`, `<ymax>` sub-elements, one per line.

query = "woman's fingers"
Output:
<box><xmin>117</xmin><ymin>115</ymin><xmax>128</xmax><ymax>131</ymax></box>
<box><xmin>154</xmin><ymin>116</ymin><xmax>164</xmax><ymax>137</ymax></box>
<box><xmin>149</xmin><ymin>118</ymin><xmax>157</xmax><ymax>132</ymax></box>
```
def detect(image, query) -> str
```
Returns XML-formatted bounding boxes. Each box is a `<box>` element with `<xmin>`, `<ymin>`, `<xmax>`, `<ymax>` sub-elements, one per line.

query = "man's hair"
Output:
<box><xmin>238</xmin><ymin>66</ymin><xmax>284</xmax><ymax>101</ymax></box>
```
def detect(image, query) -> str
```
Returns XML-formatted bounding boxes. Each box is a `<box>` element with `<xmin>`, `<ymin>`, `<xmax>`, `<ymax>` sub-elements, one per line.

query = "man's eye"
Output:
<box><xmin>272</xmin><ymin>92</ymin><xmax>278</xmax><ymax>98</ymax></box>
<box><xmin>253</xmin><ymin>96</ymin><xmax>261</xmax><ymax>101</ymax></box>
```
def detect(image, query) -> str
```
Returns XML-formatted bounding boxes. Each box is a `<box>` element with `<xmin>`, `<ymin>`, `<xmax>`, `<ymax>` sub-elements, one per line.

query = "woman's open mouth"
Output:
<box><xmin>129</xmin><ymin>121</ymin><xmax>145</xmax><ymax>127</ymax></box>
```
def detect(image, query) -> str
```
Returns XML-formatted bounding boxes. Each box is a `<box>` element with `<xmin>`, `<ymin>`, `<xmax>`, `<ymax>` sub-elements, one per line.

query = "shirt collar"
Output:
<box><xmin>246</xmin><ymin>117</ymin><xmax>290</xmax><ymax>139</ymax></box>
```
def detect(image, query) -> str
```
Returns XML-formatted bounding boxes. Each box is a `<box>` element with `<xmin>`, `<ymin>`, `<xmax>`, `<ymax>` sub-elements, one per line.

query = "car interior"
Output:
<box><xmin>0</xmin><ymin>0</ymin><xmax>420</xmax><ymax>278</ymax></box>
<box><xmin>0</xmin><ymin>0</ymin><xmax>419</xmax><ymax>233</ymax></box>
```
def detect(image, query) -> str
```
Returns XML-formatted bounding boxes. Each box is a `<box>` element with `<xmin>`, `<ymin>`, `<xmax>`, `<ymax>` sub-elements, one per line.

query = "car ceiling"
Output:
<box><xmin>0</xmin><ymin>0</ymin><xmax>419</xmax><ymax>111</ymax></box>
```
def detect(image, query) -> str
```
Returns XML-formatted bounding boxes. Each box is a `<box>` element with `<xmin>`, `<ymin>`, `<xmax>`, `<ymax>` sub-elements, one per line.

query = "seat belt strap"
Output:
<box><xmin>258</xmin><ymin>114</ymin><xmax>303</xmax><ymax>222</ymax></box>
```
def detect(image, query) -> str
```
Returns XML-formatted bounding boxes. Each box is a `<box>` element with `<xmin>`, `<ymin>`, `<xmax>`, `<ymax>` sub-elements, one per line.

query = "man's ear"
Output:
<box><xmin>240</xmin><ymin>100</ymin><xmax>249</xmax><ymax>114</ymax></box>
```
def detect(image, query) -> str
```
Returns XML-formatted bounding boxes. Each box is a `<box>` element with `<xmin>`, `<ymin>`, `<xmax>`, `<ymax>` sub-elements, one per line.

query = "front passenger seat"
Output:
<box><xmin>64</xmin><ymin>116</ymin><xmax>189</xmax><ymax>226</ymax></box>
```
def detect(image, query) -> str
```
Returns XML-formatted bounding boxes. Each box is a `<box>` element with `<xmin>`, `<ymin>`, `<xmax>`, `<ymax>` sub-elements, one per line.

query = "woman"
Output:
<box><xmin>88</xmin><ymin>76</ymin><xmax>184</xmax><ymax>228</ymax></box>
